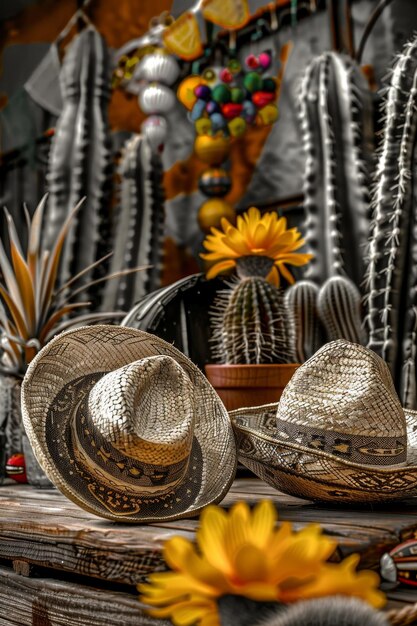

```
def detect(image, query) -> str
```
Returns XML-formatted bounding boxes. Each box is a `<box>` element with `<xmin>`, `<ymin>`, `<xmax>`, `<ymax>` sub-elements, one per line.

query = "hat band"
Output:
<box><xmin>275</xmin><ymin>418</ymin><xmax>407</xmax><ymax>467</ymax></box>
<box><xmin>74</xmin><ymin>386</ymin><xmax>191</xmax><ymax>492</ymax></box>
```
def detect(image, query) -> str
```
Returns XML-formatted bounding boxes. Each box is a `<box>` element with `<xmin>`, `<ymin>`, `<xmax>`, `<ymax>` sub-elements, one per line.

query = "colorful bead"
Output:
<box><xmin>221</xmin><ymin>102</ymin><xmax>243</xmax><ymax>119</ymax></box>
<box><xmin>198</xmin><ymin>198</ymin><xmax>236</xmax><ymax>232</ymax></box>
<box><xmin>228</xmin><ymin>117</ymin><xmax>247</xmax><ymax>137</ymax></box>
<box><xmin>258</xmin><ymin>52</ymin><xmax>272</xmax><ymax>70</ymax></box>
<box><xmin>252</xmin><ymin>91</ymin><xmax>276</xmax><ymax>108</ymax></box>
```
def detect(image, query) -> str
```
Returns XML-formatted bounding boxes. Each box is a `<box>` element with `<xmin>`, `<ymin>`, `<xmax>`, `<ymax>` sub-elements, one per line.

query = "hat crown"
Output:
<box><xmin>88</xmin><ymin>355</ymin><xmax>194</xmax><ymax>466</ymax></box>
<box><xmin>277</xmin><ymin>340</ymin><xmax>407</xmax><ymax>467</ymax></box>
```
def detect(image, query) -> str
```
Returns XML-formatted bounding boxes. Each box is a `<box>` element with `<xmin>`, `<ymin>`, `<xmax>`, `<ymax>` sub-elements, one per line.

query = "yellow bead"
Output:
<box><xmin>195</xmin><ymin>118</ymin><xmax>212</xmax><ymax>135</ymax></box>
<box><xmin>194</xmin><ymin>134</ymin><xmax>231</xmax><ymax>165</ymax></box>
<box><xmin>257</xmin><ymin>104</ymin><xmax>279</xmax><ymax>126</ymax></box>
<box><xmin>228</xmin><ymin>117</ymin><xmax>247</xmax><ymax>137</ymax></box>
<box><xmin>198</xmin><ymin>199</ymin><xmax>236</xmax><ymax>232</ymax></box>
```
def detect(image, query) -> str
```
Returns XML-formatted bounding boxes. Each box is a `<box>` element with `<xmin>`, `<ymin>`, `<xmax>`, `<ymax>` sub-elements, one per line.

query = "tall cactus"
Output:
<box><xmin>101</xmin><ymin>134</ymin><xmax>165</xmax><ymax>312</ymax></box>
<box><xmin>299</xmin><ymin>51</ymin><xmax>374</xmax><ymax>289</ymax></box>
<box><xmin>366</xmin><ymin>37</ymin><xmax>417</xmax><ymax>407</ymax></box>
<box><xmin>44</xmin><ymin>26</ymin><xmax>113</xmax><ymax>308</ymax></box>
<box><xmin>210</xmin><ymin>277</ymin><xmax>295</xmax><ymax>365</ymax></box>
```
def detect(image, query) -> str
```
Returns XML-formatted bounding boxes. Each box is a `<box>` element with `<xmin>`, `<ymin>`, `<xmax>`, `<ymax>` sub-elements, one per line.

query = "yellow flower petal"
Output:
<box><xmin>280</xmin><ymin>554</ymin><xmax>386</xmax><ymax>609</ymax></box>
<box><xmin>206</xmin><ymin>259</ymin><xmax>236</xmax><ymax>279</ymax></box>
<box><xmin>250</xmin><ymin>500</ymin><xmax>277</xmax><ymax>548</ymax></box>
<box><xmin>200</xmin><ymin>608</ymin><xmax>221</xmax><ymax>626</ymax></box>
<box><xmin>233</xmin><ymin>544</ymin><xmax>269</xmax><ymax>582</ymax></box>
<box><xmin>164</xmin><ymin>536</ymin><xmax>194</xmax><ymax>571</ymax></box>
<box><xmin>172</xmin><ymin>600</ymin><xmax>218</xmax><ymax>626</ymax></box>
<box><xmin>275</xmin><ymin>262</ymin><xmax>295</xmax><ymax>284</ymax></box>
<box><xmin>266</xmin><ymin>265</ymin><xmax>280</xmax><ymax>286</ymax></box>
<box><xmin>224</xmin><ymin>503</ymin><xmax>252</xmax><ymax>562</ymax></box>
<box><xmin>198</xmin><ymin>506</ymin><xmax>232</xmax><ymax>576</ymax></box>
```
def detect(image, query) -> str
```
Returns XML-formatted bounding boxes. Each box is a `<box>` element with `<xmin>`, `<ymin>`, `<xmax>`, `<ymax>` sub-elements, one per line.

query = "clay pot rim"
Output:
<box><xmin>205</xmin><ymin>362</ymin><xmax>300</xmax><ymax>391</ymax></box>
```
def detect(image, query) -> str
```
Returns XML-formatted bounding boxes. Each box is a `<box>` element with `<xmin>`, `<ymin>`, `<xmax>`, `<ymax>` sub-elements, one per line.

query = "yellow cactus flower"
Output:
<box><xmin>200</xmin><ymin>207</ymin><xmax>312</xmax><ymax>286</ymax></box>
<box><xmin>138</xmin><ymin>501</ymin><xmax>385</xmax><ymax>626</ymax></box>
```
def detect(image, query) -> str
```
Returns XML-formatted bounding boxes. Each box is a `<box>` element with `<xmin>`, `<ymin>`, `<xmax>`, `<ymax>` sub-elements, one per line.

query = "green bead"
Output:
<box><xmin>262</xmin><ymin>78</ymin><xmax>277</xmax><ymax>93</ymax></box>
<box><xmin>230</xmin><ymin>87</ymin><xmax>245</xmax><ymax>103</ymax></box>
<box><xmin>243</xmin><ymin>72</ymin><xmax>263</xmax><ymax>93</ymax></box>
<box><xmin>212</xmin><ymin>84</ymin><xmax>231</xmax><ymax>104</ymax></box>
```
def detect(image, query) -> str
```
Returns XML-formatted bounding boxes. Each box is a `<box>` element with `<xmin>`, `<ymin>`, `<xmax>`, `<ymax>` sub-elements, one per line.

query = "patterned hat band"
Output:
<box><xmin>73</xmin><ymin>390</ymin><xmax>192</xmax><ymax>493</ymax></box>
<box><xmin>275</xmin><ymin>418</ymin><xmax>407</xmax><ymax>468</ymax></box>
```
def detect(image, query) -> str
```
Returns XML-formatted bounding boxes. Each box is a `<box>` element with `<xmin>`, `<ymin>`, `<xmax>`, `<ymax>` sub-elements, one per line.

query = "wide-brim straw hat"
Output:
<box><xmin>22</xmin><ymin>325</ymin><xmax>236</xmax><ymax>522</ymax></box>
<box><xmin>231</xmin><ymin>340</ymin><xmax>417</xmax><ymax>503</ymax></box>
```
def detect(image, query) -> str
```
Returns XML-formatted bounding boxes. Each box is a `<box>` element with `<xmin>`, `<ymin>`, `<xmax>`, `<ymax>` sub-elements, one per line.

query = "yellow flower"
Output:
<box><xmin>200</xmin><ymin>207</ymin><xmax>312</xmax><ymax>286</ymax></box>
<box><xmin>138</xmin><ymin>501</ymin><xmax>385</xmax><ymax>625</ymax></box>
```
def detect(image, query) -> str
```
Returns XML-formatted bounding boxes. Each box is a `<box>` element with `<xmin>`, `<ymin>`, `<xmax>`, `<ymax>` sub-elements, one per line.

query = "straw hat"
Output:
<box><xmin>21</xmin><ymin>325</ymin><xmax>236</xmax><ymax>522</ymax></box>
<box><xmin>231</xmin><ymin>340</ymin><xmax>417</xmax><ymax>503</ymax></box>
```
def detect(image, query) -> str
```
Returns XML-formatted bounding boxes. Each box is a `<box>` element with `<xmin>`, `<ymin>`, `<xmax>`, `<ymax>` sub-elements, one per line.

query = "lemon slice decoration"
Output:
<box><xmin>163</xmin><ymin>12</ymin><xmax>203</xmax><ymax>61</ymax></box>
<box><xmin>202</xmin><ymin>0</ymin><xmax>250</xmax><ymax>29</ymax></box>
<box><xmin>177</xmin><ymin>75</ymin><xmax>207</xmax><ymax>110</ymax></box>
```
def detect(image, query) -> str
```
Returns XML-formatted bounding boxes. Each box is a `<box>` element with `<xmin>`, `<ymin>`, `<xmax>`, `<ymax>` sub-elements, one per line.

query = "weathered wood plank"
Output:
<box><xmin>1</xmin><ymin>481</ymin><xmax>417</xmax><ymax>585</ymax></box>
<box><xmin>0</xmin><ymin>565</ymin><xmax>168</xmax><ymax>626</ymax></box>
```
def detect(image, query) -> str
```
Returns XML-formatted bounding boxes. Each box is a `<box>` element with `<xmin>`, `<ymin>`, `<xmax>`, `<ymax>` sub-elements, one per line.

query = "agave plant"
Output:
<box><xmin>0</xmin><ymin>195</ymin><xmax>135</xmax><ymax>376</ymax></box>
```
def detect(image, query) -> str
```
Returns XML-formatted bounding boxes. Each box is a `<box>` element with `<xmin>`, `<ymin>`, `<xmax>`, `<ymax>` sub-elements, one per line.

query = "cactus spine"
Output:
<box><xmin>299</xmin><ymin>51</ymin><xmax>373</xmax><ymax>288</ymax></box>
<box><xmin>45</xmin><ymin>26</ymin><xmax>113</xmax><ymax>308</ymax></box>
<box><xmin>365</xmin><ymin>37</ymin><xmax>417</xmax><ymax>406</ymax></box>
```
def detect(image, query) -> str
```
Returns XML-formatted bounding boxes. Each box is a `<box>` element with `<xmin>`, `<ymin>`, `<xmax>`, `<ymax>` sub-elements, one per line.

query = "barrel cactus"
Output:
<box><xmin>201</xmin><ymin>207</ymin><xmax>312</xmax><ymax>364</ymax></box>
<box><xmin>284</xmin><ymin>280</ymin><xmax>322</xmax><ymax>363</ymax></box>
<box><xmin>211</xmin><ymin>274</ymin><xmax>294</xmax><ymax>365</ymax></box>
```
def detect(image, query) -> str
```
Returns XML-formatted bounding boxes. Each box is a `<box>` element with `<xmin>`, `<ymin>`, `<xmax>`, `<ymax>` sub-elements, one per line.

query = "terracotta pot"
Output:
<box><xmin>205</xmin><ymin>363</ymin><xmax>300</xmax><ymax>411</ymax></box>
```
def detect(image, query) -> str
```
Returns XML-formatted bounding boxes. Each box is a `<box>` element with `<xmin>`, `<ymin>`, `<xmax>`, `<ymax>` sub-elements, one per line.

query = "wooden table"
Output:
<box><xmin>1</xmin><ymin>479</ymin><xmax>417</xmax><ymax>625</ymax></box>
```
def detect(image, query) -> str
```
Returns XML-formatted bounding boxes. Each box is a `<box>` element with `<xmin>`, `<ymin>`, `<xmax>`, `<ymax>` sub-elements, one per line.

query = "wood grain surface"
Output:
<box><xmin>0</xmin><ymin>564</ymin><xmax>168</xmax><ymax>626</ymax></box>
<box><xmin>1</xmin><ymin>479</ymin><xmax>417</xmax><ymax>584</ymax></box>
<box><xmin>1</xmin><ymin>480</ymin><xmax>417</xmax><ymax>623</ymax></box>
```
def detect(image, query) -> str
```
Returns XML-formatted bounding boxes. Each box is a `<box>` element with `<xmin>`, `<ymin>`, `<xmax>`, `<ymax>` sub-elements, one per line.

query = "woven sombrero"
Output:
<box><xmin>231</xmin><ymin>340</ymin><xmax>417</xmax><ymax>503</ymax></box>
<box><xmin>21</xmin><ymin>325</ymin><xmax>236</xmax><ymax>522</ymax></box>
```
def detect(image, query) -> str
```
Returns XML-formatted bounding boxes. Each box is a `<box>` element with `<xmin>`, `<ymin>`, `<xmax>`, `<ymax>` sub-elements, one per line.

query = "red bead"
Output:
<box><xmin>252</xmin><ymin>91</ymin><xmax>276</xmax><ymax>108</ymax></box>
<box><xmin>246</xmin><ymin>54</ymin><xmax>259</xmax><ymax>69</ymax></box>
<box><xmin>219</xmin><ymin>68</ymin><xmax>233</xmax><ymax>83</ymax></box>
<box><xmin>221</xmin><ymin>103</ymin><xmax>243</xmax><ymax>119</ymax></box>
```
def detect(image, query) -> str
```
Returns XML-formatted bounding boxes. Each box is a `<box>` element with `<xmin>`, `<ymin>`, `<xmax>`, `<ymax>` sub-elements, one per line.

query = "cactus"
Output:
<box><xmin>285</xmin><ymin>280</ymin><xmax>322</xmax><ymax>362</ymax></box>
<box><xmin>317</xmin><ymin>276</ymin><xmax>365</xmax><ymax>344</ymax></box>
<box><xmin>365</xmin><ymin>37</ymin><xmax>417</xmax><ymax>406</ymax></box>
<box><xmin>44</xmin><ymin>26</ymin><xmax>113</xmax><ymax>308</ymax></box>
<box><xmin>210</xmin><ymin>276</ymin><xmax>295</xmax><ymax>365</ymax></box>
<box><xmin>101</xmin><ymin>134</ymin><xmax>165</xmax><ymax>312</ymax></box>
<box><xmin>259</xmin><ymin>597</ymin><xmax>389</xmax><ymax>626</ymax></box>
<box><xmin>299</xmin><ymin>51</ymin><xmax>374</xmax><ymax>289</ymax></box>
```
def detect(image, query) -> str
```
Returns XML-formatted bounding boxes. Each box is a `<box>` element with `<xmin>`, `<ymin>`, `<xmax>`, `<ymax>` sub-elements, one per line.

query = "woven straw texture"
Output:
<box><xmin>231</xmin><ymin>340</ymin><xmax>417</xmax><ymax>503</ymax></box>
<box><xmin>21</xmin><ymin>326</ymin><xmax>236</xmax><ymax>522</ymax></box>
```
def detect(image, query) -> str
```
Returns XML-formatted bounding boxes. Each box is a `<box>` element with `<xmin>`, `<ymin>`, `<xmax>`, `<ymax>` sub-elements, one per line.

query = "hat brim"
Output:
<box><xmin>231</xmin><ymin>404</ymin><xmax>417</xmax><ymax>503</ymax></box>
<box><xmin>22</xmin><ymin>325</ymin><xmax>236</xmax><ymax>522</ymax></box>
